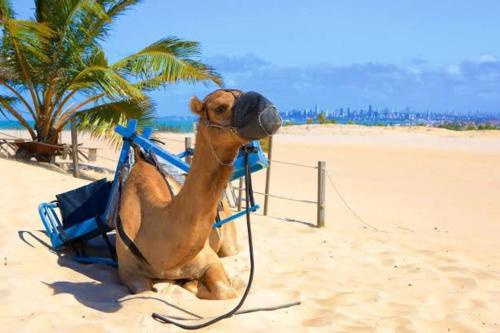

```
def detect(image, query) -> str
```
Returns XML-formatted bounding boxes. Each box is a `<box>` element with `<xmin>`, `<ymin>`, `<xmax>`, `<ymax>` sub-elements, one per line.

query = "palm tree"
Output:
<box><xmin>0</xmin><ymin>0</ymin><xmax>221</xmax><ymax>161</ymax></box>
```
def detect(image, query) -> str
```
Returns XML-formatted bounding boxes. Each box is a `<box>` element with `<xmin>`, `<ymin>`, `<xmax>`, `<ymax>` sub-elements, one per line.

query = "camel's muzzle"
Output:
<box><xmin>232</xmin><ymin>91</ymin><xmax>282</xmax><ymax>140</ymax></box>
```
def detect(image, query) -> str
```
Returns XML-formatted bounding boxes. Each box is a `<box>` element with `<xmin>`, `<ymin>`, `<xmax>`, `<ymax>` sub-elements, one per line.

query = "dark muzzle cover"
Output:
<box><xmin>232</xmin><ymin>91</ymin><xmax>282</xmax><ymax>140</ymax></box>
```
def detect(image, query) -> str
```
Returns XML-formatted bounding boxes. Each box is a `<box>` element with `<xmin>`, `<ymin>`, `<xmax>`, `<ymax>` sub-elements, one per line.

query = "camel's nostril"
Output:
<box><xmin>236</xmin><ymin>105</ymin><xmax>282</xmax><ymax>140</ymax></box>
<box><xmin>259</xmin><ymin>105</ymin><xmax>282</xmax><ymax>136</ymax></box>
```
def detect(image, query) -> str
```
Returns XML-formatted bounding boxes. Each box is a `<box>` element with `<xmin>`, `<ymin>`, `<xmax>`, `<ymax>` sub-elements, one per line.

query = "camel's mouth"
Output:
<box><xmin>231</xmin><ymin>91</ymin><xmax>282</xmax><ymax>140</ymax></box>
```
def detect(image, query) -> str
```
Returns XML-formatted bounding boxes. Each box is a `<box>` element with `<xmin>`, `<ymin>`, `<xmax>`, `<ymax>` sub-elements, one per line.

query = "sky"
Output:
<box><xmin>13</xmin><ymin>0</ymin><xmax>500</xmax><ymax>115</ymax></box>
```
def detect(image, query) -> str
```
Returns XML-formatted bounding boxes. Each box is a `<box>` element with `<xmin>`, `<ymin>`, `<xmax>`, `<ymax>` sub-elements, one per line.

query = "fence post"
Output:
<box><xmin>185</xmin><ymin>136</ymin><xmax>192</xmax><ymax>165</ymax></box>
<box><xmin>71</xmin><ymin>117</ymin><xmax>79</xmax><ymax>178</ymax></box>
<box><xmin>263</xmin><ymin>136</ymin><xmax>273</xmax><ymax>215</ymax></box>
<box><xmin>237</xmin><ymin>178</ymin><xmax>243</xmax><ymax>210</ymax></box>
<box><xmin>317</xmin><ymin>161</ymin><xmax>326</xmax><ymax>227</ymax></box>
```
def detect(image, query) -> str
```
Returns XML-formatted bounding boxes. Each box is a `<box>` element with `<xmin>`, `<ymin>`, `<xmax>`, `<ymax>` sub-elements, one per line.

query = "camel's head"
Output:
<box><xmin>190</xmin><ymin>89</ymin><xmax>282</xmax><ymax>146</ymax></box>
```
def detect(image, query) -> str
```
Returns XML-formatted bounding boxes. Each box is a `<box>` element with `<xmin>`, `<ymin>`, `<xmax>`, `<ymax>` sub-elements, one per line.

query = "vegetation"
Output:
<box><xmin>0</xmin><ymin>0</ymin><xmax>221</xmax><ymax>161</ymax></box>
<box><xmin>316</xmin><ymin>112</ymin><xmax>337</xmax><ymax>124</ymax></box>
<box><xmin>317</xmin><ymin>112</ymin><xmax>327</xmax><ymax>124</ymax></box>
<box><xmin>437</xmin><ymin>122</ymin><xmax>499</xmax><ymax>131</ymax></box>
<box><xmin>306</xmin><ymin>117</ymin><xmax>313</xmax><ymax>125</ymax></box>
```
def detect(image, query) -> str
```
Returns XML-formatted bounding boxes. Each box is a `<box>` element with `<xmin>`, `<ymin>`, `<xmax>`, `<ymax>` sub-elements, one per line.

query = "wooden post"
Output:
<box><xmin>263</xmin><ymin>136</ymin><xmax>273</xmax><ymax>215</ymax></box>
<box><xmin>88</xmin><ymin>148</ymin><xmax>97</xmax><ymax>162</ymax></box>
<box><xmin>237</xmin><ymin>178</ymin><xmax>243</xmax><ymax>210</ymax></box>
<box><xmin>185</xmin><ymin>136</ymin><xmax>192</xmax><ymax>165</ymax></box>
<box><xmin>71</xmin><ymin>117</ymin><xmax>79</xmax><ymax>178</ymax></box>
<box><xmin>317</xmin><ymin>161</ymin><xmax>326</xmax><ymax>227</ymax></box>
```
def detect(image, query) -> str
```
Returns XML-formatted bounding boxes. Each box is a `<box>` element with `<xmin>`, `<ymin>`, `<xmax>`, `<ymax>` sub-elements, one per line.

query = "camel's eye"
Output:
<box><xmin>215</xmin><ymin>105</ymin><xmax>227</xmax><ymax>115</ymax></box>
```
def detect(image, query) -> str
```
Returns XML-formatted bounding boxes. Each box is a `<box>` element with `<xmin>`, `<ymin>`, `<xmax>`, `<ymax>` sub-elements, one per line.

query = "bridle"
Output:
<box><xmin>200</xmin><ymin>89</ymin><xmax>247</xmax><ymax>166</ymax></box>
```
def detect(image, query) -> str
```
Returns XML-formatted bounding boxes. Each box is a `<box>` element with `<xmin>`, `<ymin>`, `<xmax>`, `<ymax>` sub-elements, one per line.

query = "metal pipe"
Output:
<box><xmin>263</xmin><ymin>136</ymin><xmax>273</xmax><ymax>215</ymax></box>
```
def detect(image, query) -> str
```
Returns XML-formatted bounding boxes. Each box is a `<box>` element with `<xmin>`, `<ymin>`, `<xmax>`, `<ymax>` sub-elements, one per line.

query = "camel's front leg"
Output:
<box><xmin>177</xmin><ymin>245</ymin><xmax>238</xmax><ymax>300</ymax></box>
<box><xmin>197</xmin><ymin>262</ymin><xmax>238</xmax><ymax>300</ymax></box>
<box><xmin>116</xmin><ymin>232</ymin><xmax>154</xmax><ymax>293</ymax></box>
<box><xmin>119</xmin><ymin>268</ymin><xmax>154</xmax><ymax>293</ymax></box>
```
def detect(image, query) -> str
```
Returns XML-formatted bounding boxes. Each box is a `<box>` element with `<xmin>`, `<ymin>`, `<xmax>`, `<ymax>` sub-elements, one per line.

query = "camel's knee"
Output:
<box><xmin>119</xmin><ymin>269</ymin><xmax>153</xmax><ymax>294</ymax></box>
<box><xmin>218</xmin><ymin>242</ymin><xmax>238</xmax><ymax>257</ymax></box>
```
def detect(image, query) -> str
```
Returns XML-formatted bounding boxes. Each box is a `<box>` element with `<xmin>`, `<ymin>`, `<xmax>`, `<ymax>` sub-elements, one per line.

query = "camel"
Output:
<box><xmin>117</xmin><ymin>89</ymin><xmax>281</xmax><ymax>299</ymax></box>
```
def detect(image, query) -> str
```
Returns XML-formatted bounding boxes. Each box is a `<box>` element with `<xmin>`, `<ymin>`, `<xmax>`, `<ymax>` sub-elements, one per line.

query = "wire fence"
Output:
<box><xmin>231</xmin><ymin>186</ymin><xmax>318</xmax><ymax>205</ymax></box>
<box><xmin>1</xmin><ymin>129</ymin><xmax>327</xmax><ymax>226</ymax></box>
<box><xmin>2</xmin><ymin>129</ymin><xmax>380</xmax><ymax>231</ymax></box>
<box><xmin>268</xmin><ymin>159</ymin><xmax>317</xmax><ymax>169</ymax></box>
<box><xmin>0</xmin><ymin>131</ymin><xmax>19</xmax><ymax>139</ymax></box>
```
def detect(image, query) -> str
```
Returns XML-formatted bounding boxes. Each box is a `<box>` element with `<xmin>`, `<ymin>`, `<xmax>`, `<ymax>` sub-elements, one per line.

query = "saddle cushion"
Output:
<box><xmin>56</xmin><ymin>178</ymin><xmax>111</xmax><ymax>229</ymax></box>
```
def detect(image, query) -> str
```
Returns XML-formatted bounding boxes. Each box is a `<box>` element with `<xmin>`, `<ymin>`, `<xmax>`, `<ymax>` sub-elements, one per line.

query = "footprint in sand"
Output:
<box><xmin>439</xmin><ymin>265</ymin><xmax>468</xmax><ymax>273</ymax></box>
<box><xmin>313</xmin><ymin>291</ymin><xmax>380</xmax><ymax>309</ymax></box>
<box><xmin>301</xmin><ymin>309</ymin><xmax>343</xmax><ymax>328</ymax></box>
<box><xmin>447</xmin><ymin>276</ymin><xmax>477</xmax><ymax>289</ymax></box>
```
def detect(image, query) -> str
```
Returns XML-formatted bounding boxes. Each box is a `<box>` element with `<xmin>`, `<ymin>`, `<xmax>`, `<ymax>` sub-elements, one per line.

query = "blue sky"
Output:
<box><xmin>14</xmin><ymin>0</ymin><xmax>500</xmax><ymax>115</ymax></box>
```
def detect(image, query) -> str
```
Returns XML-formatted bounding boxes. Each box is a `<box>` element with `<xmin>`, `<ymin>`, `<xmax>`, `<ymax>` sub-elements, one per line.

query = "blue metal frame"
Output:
<box><xmin>38</xmin><ymin>119</ymin><xmax>267</xmax><ymax>265</ymax></box>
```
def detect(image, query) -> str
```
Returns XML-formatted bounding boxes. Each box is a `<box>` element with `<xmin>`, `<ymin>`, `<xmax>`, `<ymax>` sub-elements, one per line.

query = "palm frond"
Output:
<box><xmin>0</xmin><ymin>94</ymin><xmax>18</xmax><ymax>119</ymax></box>
<box><xmin>0</xmin><ymin>94</ymin><xmax>18</xmax><ymax>106</ymax></box>
<box><xmin>68</xmin><ymin>65</ymin><xmax>146</xmax><ymax>100</ymax></box>
<box><xmin>77</xmin><ymin>97</ymin><xmax>155</xmax><ymax>144</ymax></box>
<box><xmin>106</xmin><ymin>0</ymin><xmax>143</xmax><ymax>18</ymax></box>
<box><xmin>112</xmin><ymin>37</ymin><xmax>223</xmax><ymax>88</ymax></box>
<box><xmin>0</xmin><ymin>93</ymin><xmax>35</xmax><ymax>138</ymax></box>
<box><xmin>6</xmin><ymin>19</ymin><xmax>54</xmax><ymax>63</ymax></box>
<box><xmin>0</xmin><ymin>94</ymin><xmax>15</xmax><ymax>119</ymax></box>
<box><xmin>0</xmin><ymin>0</ymin><xmax>13</xmax><ymax>23</ymax></box>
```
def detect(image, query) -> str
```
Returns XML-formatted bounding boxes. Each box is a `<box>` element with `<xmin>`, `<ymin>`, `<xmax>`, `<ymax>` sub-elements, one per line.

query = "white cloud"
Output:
<box><xmin>155</xmin><ymin>54</ymin><xmax>500</xmax><ymax>114</ymax></box>
<box><xmin>446</xmin><ymin>64</ymin><xmax>462</xmax><ymax>77</ymax></box>
<box><xmin>479</xmin><ymin>54</ymin><xmax>497</xmax><ymax>63</ymax></box>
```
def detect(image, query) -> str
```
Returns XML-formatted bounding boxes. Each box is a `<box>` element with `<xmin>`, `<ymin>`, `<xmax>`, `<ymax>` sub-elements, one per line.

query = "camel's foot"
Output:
<box><xmin>182</xmin><ymin>264</ymin><xmax>238</xmax><ymax>300</ymax></box>
<box><xmin>229</xmin><ymin>275</ymin><xmax>245</xmax><ymax>290</ymax></box>
<box><xmin>152</xmin><ymin>280</ymin><xmax>176</xmax><ymax>294</ymax></box>
<box><xmin>119</xmin><ymin>270</ymin><xmax>153</xmax><ymax>294</ymax></box>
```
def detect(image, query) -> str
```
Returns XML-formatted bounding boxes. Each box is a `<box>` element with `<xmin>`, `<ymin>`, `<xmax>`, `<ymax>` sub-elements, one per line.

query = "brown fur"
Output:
<box><xmin>117</xmin><ymin>90</ymin><xmax>246</xmax><ymax>299</ymax></box>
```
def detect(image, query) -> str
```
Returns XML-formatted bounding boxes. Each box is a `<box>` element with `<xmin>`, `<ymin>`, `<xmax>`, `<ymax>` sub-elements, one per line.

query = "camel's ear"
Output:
<box><xmin>190</xmin><ymin>96</ymin><xmax>203</xmax><ymax>116</ymax></box>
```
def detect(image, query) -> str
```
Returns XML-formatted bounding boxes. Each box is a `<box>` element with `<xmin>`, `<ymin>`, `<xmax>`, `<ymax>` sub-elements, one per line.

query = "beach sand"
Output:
<box><xmin>1</xmin><ymin>125</ymin><xmax>499</xmax><ymax>332</ymax></box>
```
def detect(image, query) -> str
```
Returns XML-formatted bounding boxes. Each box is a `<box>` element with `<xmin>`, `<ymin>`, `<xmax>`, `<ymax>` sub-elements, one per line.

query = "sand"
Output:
<box><xmin>0</xmin><ymin>125</ymin><xmax>499</xmax><ymax>332</ymax></box>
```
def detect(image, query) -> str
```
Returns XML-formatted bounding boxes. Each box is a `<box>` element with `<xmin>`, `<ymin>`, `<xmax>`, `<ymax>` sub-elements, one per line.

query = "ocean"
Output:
<box><xmin>0</xmin><ymin>119</ymin><xmax>196</xmax><ymax>133</ymax></box>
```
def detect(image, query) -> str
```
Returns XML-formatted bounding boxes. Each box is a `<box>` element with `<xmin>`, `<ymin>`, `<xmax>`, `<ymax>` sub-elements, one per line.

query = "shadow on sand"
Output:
<box><xmin>17</xmin><ymin>229</ymin><xmax>202</xmax><ymax>317</ymax></box>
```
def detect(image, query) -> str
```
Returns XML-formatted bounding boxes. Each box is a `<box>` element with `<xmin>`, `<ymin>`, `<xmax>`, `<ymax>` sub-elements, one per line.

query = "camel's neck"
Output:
<box><xmin>142</xmin><ymin>127</ymin><xmax>240</xmax><ymax>270</ymax></box>
<box><xmin>169</xmin><ymin>127</ymin><xmax>239</xmax><ymax>226</ymax></box>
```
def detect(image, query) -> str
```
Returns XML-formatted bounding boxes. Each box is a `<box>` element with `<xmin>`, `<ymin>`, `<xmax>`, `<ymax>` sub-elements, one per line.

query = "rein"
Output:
<box><xmin>152</xmin><ymin>145</ymin><xmax>258</xmax><ymax>329</ymax></box>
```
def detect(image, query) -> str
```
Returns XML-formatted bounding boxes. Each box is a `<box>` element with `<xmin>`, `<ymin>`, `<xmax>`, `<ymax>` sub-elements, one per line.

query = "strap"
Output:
<box><xmin>114</xmin><ymin>169</ymin><xmax>150</xmax><ymax>265</ymax></box>
<box><xmin>96</xmin><ymin>215</ymin><xmax>117</xmax><ymax>261</ymax></box>
<box><xmin>116</xmin><ymin>213</ymin><xmax>150</xmax><ymax>265</ymax></box>
<box><xmin>148</xmin><ymin>150</ymin><xmax>176</xmax><ymax>198</ymax></box>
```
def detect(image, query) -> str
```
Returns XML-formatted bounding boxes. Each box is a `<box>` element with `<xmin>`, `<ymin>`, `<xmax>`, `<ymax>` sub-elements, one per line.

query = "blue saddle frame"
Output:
<box><xmin>38</xmin><ymin>119</ymin><xmax>267</xmax><ymax>266</ymax></box>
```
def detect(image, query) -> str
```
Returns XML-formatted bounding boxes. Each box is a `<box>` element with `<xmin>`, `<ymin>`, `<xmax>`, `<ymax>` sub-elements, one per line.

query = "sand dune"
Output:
<box><xmin>1</xmin><ymin>125</ymin><xmax>499</xmax><ymax>332</ymax></box>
